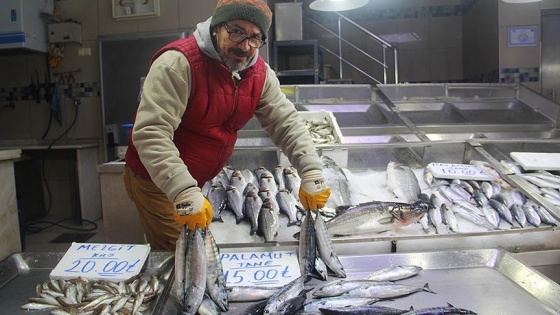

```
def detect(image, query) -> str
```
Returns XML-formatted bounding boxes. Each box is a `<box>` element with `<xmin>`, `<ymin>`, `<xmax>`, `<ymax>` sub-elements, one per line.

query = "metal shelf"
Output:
<box><xmin>273</xmin><ymin>40</ymin><xmax>322</xmax><ymax>84</ymax></box>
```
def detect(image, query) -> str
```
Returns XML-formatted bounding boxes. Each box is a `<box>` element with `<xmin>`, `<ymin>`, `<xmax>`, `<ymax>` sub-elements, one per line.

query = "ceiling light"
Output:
<box><xmin>309</xmin><ymin>0</ymin><xmax>369</xmax><ymax>12</ymax></box>
<box><xmin>501</xmin><ymin>0</ymin><xmax>543</xmax><ymax>3</ymax></box>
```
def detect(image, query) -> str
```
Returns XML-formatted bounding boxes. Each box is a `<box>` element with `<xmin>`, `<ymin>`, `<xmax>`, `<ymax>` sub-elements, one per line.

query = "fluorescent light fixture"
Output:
<box><xmin>309</xmin><ymin>0</ymin><xmax>369</xmax><ymax>12</ymax></box>
<box><xmin>501</xmin><ymin>0</ymin><xmax>543</xmax><ymax>3</ymax></box>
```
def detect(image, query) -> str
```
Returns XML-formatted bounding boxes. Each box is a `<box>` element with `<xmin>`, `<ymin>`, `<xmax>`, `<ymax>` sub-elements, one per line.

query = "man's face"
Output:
<box><xmin>214</xmin><ymin>19</ymin><xmax>264</xmax><ymax>71</ymax></box>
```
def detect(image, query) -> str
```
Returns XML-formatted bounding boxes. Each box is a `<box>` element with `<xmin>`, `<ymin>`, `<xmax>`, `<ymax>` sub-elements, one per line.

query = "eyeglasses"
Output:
<box><xmin>223</xmin><ymin>24</ymin><xmax>266</xmax><ymax>48</ymax></box>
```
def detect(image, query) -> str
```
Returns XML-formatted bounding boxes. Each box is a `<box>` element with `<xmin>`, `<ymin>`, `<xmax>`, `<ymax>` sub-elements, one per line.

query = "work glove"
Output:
<box><xmin>173</xmin><ymin>187</ymin><xmax>213</xmax><ymax>230</ymax></box>
<box><xmin>299</xmin><ymin>170</ymin><xmax>331</xmax><ymax>211</ymax></box>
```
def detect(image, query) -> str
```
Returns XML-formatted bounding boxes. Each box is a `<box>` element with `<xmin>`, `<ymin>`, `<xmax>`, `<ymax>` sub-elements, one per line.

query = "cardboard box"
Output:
<box><xmin>278</xmin><ymin>110</ymin><xmax>348</xmax><ymax>168</ymax></box>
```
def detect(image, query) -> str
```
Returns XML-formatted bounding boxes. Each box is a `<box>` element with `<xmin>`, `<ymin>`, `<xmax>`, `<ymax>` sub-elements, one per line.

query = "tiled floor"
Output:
<box><xmin>22</xmin><ymin>215</ymin><xmax>105</xmax><ymax>253</ymax></box>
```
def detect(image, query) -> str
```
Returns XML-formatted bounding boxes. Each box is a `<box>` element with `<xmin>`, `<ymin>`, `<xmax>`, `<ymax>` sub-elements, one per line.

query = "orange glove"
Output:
<box><xmin>173</xmin><ymin>187</ymin><xmax>213</xmax><ymax>230</ymax></box>
<box><xmin>299</xmin><ymin>170</ymin><xmax>331</xmax><ymax>211</ymax></box>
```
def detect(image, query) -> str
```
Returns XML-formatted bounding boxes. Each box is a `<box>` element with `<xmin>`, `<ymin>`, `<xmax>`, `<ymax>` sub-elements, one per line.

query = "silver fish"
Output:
<box><xmin>216</xmin><ymin>169</ymin><xmax>230</xmax><ymax>190</ymax></box>
<box><xmin>273</xmin><ymin>165</ymin><xmax>286</xmax><ymax>190</ymax></box>
<box><xmin>303</xmin><ymin>296</ymin><xmax>380</xmax><ymax>313</ymax></box>
<box><xmin>386</xmin><ymin>161</ymin><xmax>421</xmax><ymax>203</ymax></box>
<box><xmin>523</xmin><ymin>203</ymin><xmax>541</xmax><ymax>227</ymax></box>
<box><xmin>197</xmin><ymin>294</ymin><xmax>222</xmax><ymax>315</ymax></box>
<box><xmin>283</xmin><ymin>167</ymin><xmax>301</xmax><ymax>201</ymax></box>
<box><xmin>488</xmin><ymin>199</ymin><xmax>514</xmax><ymax>226</ymax></box>
<box><xmin>342</xmin><ymin>282</ymin><xmax>436</xmax><ymax>299</ymax></box>
<box><xmin>364</xmin><ymin>265</ymin><xmax>422</xmax><ymax>282</ymax></box>
<box><xmin>403</xmin><ymin>306</ymin><xmax>477</xmax><ymax>315</ymax></box>
<box><xmin>322</xmin><ymin>155</ymin><xmax>352</xmax><ymax>209</ymax></box>
<box><xmin>481</xmin><ymin>205</ymin><xmax>501</xmax><ymax>229</ymax></box>
<box><xmin>326</xmin><ymin>201</ymin><xmax>430</xmax><ymax>236</ymax></box>
<box><xmin>298</xmin><ymin>209</ymin><xmax>316</xmax><ymax>280</ymax></box>
<box><xmin>315</xmin><ymin>212</ymin><xmax>346</xmax><ymax>278</ymax></box>
<box><xmin>427</xmin><ymin>205</ymin><xmax>443</xmax><ymax>234</ymax></box>
<box><xmin>441</xmin><ymin>204</ymin><xmax>459</xmax><ymax>233</ymax></box>
<box><xmin>418</xmin><ymin>213</ymin><xmax>431</xmax><ymax>234</ymax></box>
<box><xmin>510</xmin><ymin>204</ymin><xmax>527</xmax><ymax>228</ymax></box>
<box><xmin>313</xmin><ymin>279</ymin><xmax>394</xmax><ymax>298</ymax></box>
<box><xmin>183</xmin><ymin>228</ymin><xmax>207</xmax><ymax>314</ymax></box>
<box><xmin>244</xmin><ymin>190</ymin><xmax>263</xmax><ymax>236</ymax></box>
<box><xmin>241</xmin><ymin>169</ymin><xmax>257</xmax><ymax>187</ymax></box>
<box><xmin>534</xmin><ymin>205</ymin><xmax>559</xmax><ymax>226</ymax></box>
<box><xmin>258</xmin><ymin>198</ymin><xmax>280</xmax><ymax>242</ymax></box>
<box><xmin>226</xmin><ymin>286</ymin><xmax>280</xmax><ymax>302</ymax></box>
<box><xmin>259</xmin><ymin>173</ymin><xmax>278</xmax><ymax>197</ymax></box>
<box><xmin>451</xmin><ymin>203</ymin><xmax>496</xmax><ymax>230</ymax></box>
<box><xmin>230</xmin><ymin>170</ymin><xmax>248</xmax><ymax>195</ymax></box>
<box><xmin>262</xmin><ymin>275</ymin><xmax>306</xmax><ymax>314</ymax></box>
<box><xmin>258</xmin><ymin>186</ymin><xmax>280</xmax><ymax>213</ymax></box>
<box><xmin>204</xmin><ymin>228</ymin><xmax>228</xmax><ymax>312</ymax></box>
<box><xmin>207</xmin><ymin>184</ymin><xmax>227</xmax><ymax>222</ymax></box>
<box><xmin>175</xmin><ymin>226</ymin><xmax>188</xmax><ymax>309</ymax></box>
<box><xmin>226</xmin><ymin>185</ymin><xmax>245</xmax><ymax>224</ymax></box>
<box><xmin>319</xmin><ymin>305</ymin><xmax>410</xmax><ymax>315</ymax></box>
<box><xmin>276</xmin><ymin>189</ymin><xmax>301</xmax><ymax>227</ymax></box>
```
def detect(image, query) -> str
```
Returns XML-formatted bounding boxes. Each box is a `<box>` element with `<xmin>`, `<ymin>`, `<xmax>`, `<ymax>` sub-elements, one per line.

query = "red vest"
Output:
<box><xmin>125</xmin><ymin>36</ymin><xmax>266</xmax><ymax>187</ymax></box>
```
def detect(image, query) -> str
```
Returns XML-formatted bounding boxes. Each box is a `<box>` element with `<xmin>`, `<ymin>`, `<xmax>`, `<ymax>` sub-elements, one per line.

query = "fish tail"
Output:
<box><xmin>423</xmin><ymin>283</ymin><xmax>437</xmax><ymax>294</ymax></box>
<box><xmin>212</xmin><ymin>217</ymin><xmax>224</xmax><ymax>223</ymax></box>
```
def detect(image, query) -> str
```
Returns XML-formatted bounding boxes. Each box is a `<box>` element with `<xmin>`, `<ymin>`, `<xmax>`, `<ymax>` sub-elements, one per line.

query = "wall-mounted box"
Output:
<box><xmin>48</xmin><ymin>22</ymin><xmax>82</xmax><ymax>44</ymax></box>
<box><xmin>112</xmin><ymin>0</ymin><xmax>160</xmax><ymax>20</ymax></box>
<box><xmin>275</xmin><ymin>3</ymin><xmax>303</xmax><ymax>41</ymax></box>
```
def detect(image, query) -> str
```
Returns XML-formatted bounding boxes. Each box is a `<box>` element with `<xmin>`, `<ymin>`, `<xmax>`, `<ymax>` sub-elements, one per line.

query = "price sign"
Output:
<box><xmin>50</xmin><ymin>243</ymin><xmax>150</xmax><ymax>282</ymax></box>
<box><xmin>427</xmin><ymin>162</ymin><xmax>494</xmax><ymax>181</ymax></box>
<box><xmin>220</xmin><ymin>250</ymin><xmax>300</xmax><ymax>287</ymax></box>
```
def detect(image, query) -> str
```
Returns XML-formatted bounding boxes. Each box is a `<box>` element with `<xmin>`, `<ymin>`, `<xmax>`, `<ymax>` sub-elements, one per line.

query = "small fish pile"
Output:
<box><xmin>421</xmin><ymin>163</ymin><xmax>559</xmax><ymax>234</ymax></box>
<box><xmin>20</xmin><ymin>274</ymin><xmax>159</xmax><ymax>314</ymax></box>
<box><xmin>303</xmin><ymin>117</ymin><xmax>338</xmax><ymax>144</ymax></box>
<box><xmin>203</xmin><ymin>165</ymin><xmax>305</xmax><ymax>242</ymax></box>
<box><xmin>175</xmin><ymin>226</ymin><xmax>228</xmax><ymax>314</ymax></box>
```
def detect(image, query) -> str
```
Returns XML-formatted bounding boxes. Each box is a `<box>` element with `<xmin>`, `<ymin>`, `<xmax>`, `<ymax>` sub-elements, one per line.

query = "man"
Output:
<box><xmin>123</xmin><ymin>0</ymin><xmax>331</xmax><ymax>250</ymax></box>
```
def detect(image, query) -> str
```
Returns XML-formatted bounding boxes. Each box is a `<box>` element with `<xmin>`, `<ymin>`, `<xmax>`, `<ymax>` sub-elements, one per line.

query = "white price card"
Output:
<box><xmin>510</xmin><ymin>152</ymin><xmax>560</xmax><ymax>171</ymax></box>
<box><xmin>427</xmin><ymin>162</ymin><xmax>494</xmax><ymax>181</ymax></box>
<box><xmin>220</xmin><ymin>250</ymin><xmax>300</xmax><ymax>287</ymax></box>
<box><xmin>50</xmin><ymin>243</ymin><xmax>150</xmax><ymax>282</ymax></box>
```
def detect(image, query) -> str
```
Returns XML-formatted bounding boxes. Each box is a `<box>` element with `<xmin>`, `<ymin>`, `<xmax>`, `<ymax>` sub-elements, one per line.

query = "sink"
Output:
<box><xmin>451</xmin><ymin>100</ymin><xmax>552</xmax><ymax>124</ymax></box>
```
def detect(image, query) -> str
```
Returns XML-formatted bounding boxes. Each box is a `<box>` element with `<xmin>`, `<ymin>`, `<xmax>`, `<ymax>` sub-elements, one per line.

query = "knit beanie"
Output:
<box><xmin>211</xmin><ymin>0</ymin><xmax>273</xmax><ymax>39</ymax></box>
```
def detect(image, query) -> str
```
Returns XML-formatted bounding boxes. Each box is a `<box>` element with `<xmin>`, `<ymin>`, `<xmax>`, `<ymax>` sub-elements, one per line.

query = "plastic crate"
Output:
<box><xmin>277</xmin><ymin>110</ymin><xmax>348</xmax><ymax>168</ymax></box>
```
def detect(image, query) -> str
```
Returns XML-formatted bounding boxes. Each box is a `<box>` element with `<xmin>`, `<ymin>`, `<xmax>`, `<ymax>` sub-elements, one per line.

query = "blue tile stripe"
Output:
<box><xmin>0</xmin><ymin>32</ymin><xmax>25</xmax><ymax>44</ymax></box>
<box><xmin>0</xmin><ymin>82</ymin><xmax>101</xmax><ymax>102</ymax></box>
<box><xmin>499</xmin><ymin>67</ymin><xmax>540</xmax><ymax>83</ymax></box>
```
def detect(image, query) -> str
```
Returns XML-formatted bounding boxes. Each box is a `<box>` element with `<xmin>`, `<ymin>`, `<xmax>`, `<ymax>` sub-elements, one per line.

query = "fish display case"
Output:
<box><xmin>224</xmin><ymin>82</ymin><xmax>560</xmax><ymax>267</ymax></box>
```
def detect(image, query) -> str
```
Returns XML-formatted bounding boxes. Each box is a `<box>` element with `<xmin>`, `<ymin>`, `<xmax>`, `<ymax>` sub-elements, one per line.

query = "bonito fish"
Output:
<box><xmin>326</xmin><ymin>200</ymin><xmax>430</xmax><ymax>236</ymax></box>
<box><xmin>386</xmin><ymin>161</ymin><xmax>421</xmax><ymax>203</ymax></box>
<box><xmin>364</xmin><ymin>265</ymin><xmax>422</xmax><ymax>281</ymax></box>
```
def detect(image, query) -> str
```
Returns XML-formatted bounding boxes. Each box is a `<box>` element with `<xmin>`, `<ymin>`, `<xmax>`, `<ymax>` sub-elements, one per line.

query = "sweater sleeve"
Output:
<box><xmin>254</xmin><ymin>64</ymin><xmax>323</xmax><ymax>175</ymax></box>
<box><xmin>131</xmin><ymin>50</ymin><xmax>198</xmax><ymax>201</ymax></box>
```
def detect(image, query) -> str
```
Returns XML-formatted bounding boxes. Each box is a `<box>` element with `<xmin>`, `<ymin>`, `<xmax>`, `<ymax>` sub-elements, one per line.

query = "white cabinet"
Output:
<box><xmin>112</xmin><ymin>0</ymin><xmax>160</xmax><ymax>20</ymax></box>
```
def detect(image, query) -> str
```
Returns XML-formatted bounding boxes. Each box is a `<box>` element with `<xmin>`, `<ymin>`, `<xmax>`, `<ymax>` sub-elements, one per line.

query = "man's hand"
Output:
<box><xmin>299</xmin><ymin>170</ymin><xmax>331</xmax><ymax>211</ymax></box>
<box><xmin>173</xmin><ymin>187</ymin><xmax>213</xmax><ymax>230</ymax></box>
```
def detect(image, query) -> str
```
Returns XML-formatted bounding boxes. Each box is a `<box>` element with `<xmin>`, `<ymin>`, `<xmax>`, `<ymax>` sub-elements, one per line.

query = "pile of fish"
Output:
<box><xmin>20</xmin><ymin>274</ymin><xmax>159</xmax><ymax>314</ymax></box>
<box><xmin>175</xmin><ymin>226</ymin><xmax>228</xmax><ymax>314</ymax></box>
<box><xmin>202</xmin><ymin>165</ymin><xmax>304</xmax><ymax>242</ymax></box>
<box><xmin>420</xmin><ymin>160</ymin><xmax>559</xmax><ymax>234</ymax></box>
<box><xmin>307</xmin><ymin>264</ymin><xmax>477</xmax><ymax>315</ymax></box>
<box><xmin>303</xmin><ymin>117</ymin><xmax>339</xmax><ymax>144</ymax></box>
<box><xmin>500</xmin><ymin>159</ymin><xmax>560</xmax><ymax>212</ymax></box>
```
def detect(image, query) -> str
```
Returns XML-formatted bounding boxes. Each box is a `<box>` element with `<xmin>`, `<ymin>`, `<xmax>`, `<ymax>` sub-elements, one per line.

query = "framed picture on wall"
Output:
<box><xmin>508</xmin><ymin>26</ymin><xmax>538</xmax><ymax>47</ymax></box>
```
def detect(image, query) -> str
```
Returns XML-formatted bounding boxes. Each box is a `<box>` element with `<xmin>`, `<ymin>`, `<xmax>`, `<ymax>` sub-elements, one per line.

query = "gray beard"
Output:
<box><xmin>222</xmin><ymin>56</ymin><xmax>249</xmax><ymax>72</ymax></box>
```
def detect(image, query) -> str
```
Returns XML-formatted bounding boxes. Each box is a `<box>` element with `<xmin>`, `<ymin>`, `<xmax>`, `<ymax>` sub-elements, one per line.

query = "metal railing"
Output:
<box><xmin>309</xmin><ymin>12</ymin><xmax>399</xmax><ymax>84</ymax></box>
